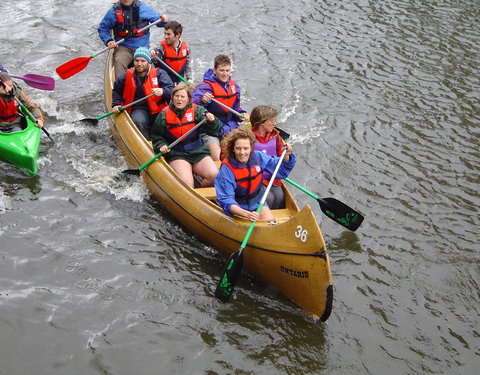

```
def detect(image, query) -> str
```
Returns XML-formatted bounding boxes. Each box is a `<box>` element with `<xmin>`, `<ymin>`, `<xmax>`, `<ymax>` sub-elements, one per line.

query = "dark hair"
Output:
<box><xmin>220</xmin><ymin>126</ymin><xmax>256</xmax><ymax>161</ymax></box>
<box><xmin>250</xmin><ymin>105</ymin><xmax>278</xmax><ymax>130</ymax></box>
<box><xmin>164</xmin><ymin>21</ymin><xmax>182</xmax><ymax>36</ymax></box>
<box><xmin>214</xmin><ymin>54</ymin><xmax>231</xmax><ymax>69</ymax></box>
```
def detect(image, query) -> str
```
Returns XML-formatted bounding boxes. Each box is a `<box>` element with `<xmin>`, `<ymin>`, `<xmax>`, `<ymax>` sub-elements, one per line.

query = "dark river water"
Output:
<box><xmin>1</xmin><ymin>1</ymin><xmax>479</xmax><ymax>374</ymax></box>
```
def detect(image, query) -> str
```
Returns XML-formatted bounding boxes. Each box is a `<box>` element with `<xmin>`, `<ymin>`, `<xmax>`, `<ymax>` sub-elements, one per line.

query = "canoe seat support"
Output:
<box><xmin>195</xmin><ymin>187</ymin><xmax>217</xmax><ymax>200</ymax></box>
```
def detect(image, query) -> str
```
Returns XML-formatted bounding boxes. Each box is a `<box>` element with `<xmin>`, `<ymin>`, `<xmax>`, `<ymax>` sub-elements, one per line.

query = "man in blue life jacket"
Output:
<box><xmin>98</xmin><ymin>0</ymin><xmax>168</xmax><ymax>77</ymax></box>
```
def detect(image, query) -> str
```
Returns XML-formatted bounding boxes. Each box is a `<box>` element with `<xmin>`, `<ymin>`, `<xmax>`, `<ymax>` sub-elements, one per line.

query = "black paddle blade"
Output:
<box><xmin>276</xmin><ymin>127</ymin><xmax>290</xmax><ymax>141</ymax></box>
<box><xmin>215</xmin><ymin>250</ymin><xmax>244</xmax><ymax>302</ymax></box>
<box><xmin>116</xmin><ymin>169</ymin><xmax>141</xmax><ymax>181</ymax></box>
<box><xmin>79</xmin><ymin>118</ymin><xmax>99</xmax><ymax>125</ymax></box>
<box><xmin>318</xmin><ymin>197</ymin><xmax>364</xmax><ymax>231</ymax></box>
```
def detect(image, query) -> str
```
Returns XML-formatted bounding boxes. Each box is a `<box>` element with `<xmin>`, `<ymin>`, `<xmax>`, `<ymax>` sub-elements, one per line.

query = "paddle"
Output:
<box><xmin>80</xmin><ymin>93</ymin><xmax>156</xmax><ymax>124</ymax></box>
<box><xmin>11</xmin><ymin>74</ymin><xmax>55</xmax><ymax>91</ymax></box>
<box><xmin>211</xmin><ymin>98</ymin><xmax>290</xmax><ymax>140</ymax></box>
<box><xmin>152</xmin><ymin>57</ymin><xmax>292</xmax><ymax>139</ymax></box>
<box><xmin>120</xmin><ymin>117</ymin><xmax>208</xmax><ymax>176</ymax></box>
<box><xmin>215</xmin><ymin>149</ymin><xmax>288</xmax><ymax>303</ymax></box>
<box><xmin>56</xmin><ymin>18</ymin><xmax>165</xmax><ymax>79</ymax></box>
<box><xmin>12</xmin><ymin>96</ymin><xmax>54</xmax><ymax>143</ymax></box>
<box><xmin>284</xmin><ymin>178</ymin><xmax>364</xmax><ymax>231</ymax></box>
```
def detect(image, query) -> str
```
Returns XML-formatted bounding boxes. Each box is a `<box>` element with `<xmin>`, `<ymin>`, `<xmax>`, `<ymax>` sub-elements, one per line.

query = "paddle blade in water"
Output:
<box><xmin>215</xmin><ymin>250</ymin><xmax>244</xmax><ymax>302</ymax></box>
<box><xmin>12</xmin><ymin>74</ymin><xmax>55</xmax><ymax>91</ymax></box>
<box><xmin>120</xmin><ymin>169</ymin><xmax>141</xmax><ymax>177</ymax></box>
<box><xmin>318</xmin><ymin>197</ymin><xmax>364</xmax><ymax>231</ymax></box>
<box><xmin>56</xmin><ymin>56</ymin><xmax>93</xmax><ymax>79</ymax></box>
<box><xmin>79</xmin><ymin>118</ymin><xmax>99</xmax><ymax>125</ymax></box>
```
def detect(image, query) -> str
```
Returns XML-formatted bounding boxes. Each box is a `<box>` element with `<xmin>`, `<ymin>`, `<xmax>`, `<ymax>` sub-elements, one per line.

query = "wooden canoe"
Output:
<box><xmin>0</xmin><ymin>116</ymin><xmax>41</xmax><ymax>176</ymax></box>
<box><xmin>103</xmin><ymin>51</ymin><xmax>333</xmax><ymax>321</ymax></box>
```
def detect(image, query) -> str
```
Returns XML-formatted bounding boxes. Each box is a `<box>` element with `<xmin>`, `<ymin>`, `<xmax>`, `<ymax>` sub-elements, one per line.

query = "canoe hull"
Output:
<box><xmin>103</xmin><ymin>51</ymin><xmax>333</xmax><ymax>321</ymax></box>
<box><xmin>0</xmin><ymin>117</ymin><xmax>41</xmax><ymax>176</ymax></box>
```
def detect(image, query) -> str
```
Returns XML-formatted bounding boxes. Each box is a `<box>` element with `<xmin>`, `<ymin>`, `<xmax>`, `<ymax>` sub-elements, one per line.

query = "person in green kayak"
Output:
<box><xmin>151</xmin><ymin>82</ymin><xmax>221</xmax><ymax>188</ymax></box>
<box><xmin>0</xmin><ymin>73</ymin><xmax>44</xmax><ymax>133</ymax></box>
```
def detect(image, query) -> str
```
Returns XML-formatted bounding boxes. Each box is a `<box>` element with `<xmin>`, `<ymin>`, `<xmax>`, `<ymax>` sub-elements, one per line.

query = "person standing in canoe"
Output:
<box><xmin>0</xmin><ymin>73</ymin><xmax>44</xmax><ymax>133</ymax></box>
<box><xmin>214</xmin><ymin>126</ymin><xmax>296</xmax><ymax>221</ymax></box>
<box><xmin>192</xmin><ymin>55</ymin><xmax>249</xmax><ymax>161</ymax></box>
<box><xmin>151</xmin><ymin>82</ymin><xmax>221</xmax><ymax>188</ymax></box>
<box><xmin>151</xmin><ymin>21</ymin><xmax>193</xmax><ymax>86</ymax></box>
<box><xmin>250</xmin><ymin>105</ymin><xmax>293</xmax><ymax>210</ymax></box>
<box><xmin>98</xmin><ymin>0</ymin><xmax>168</xmax><ymax>77</ymax></box>
<box><xmin>111</xmin><ymin>47</ymin><xmax>174</xmax><ymax>140</ymax></box>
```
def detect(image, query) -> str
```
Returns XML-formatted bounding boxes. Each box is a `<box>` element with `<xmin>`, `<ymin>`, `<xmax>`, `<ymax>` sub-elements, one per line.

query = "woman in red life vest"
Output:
<box><xmin>214</xmin><ymin>127</ymin><xmax>295</xmax><ymax>222</ymax></box>
<box><xmin>0</xmin><ymin>73</ymin><xmax>44</xmax><ymax>133</ymax></box>
<box><xmin>250</xmin><ymin>105</ymin><xmax>293</xmax><ymax>209</ymax></box>
<box><xmin>151</xmin><ymin>83</ymin><xmax>222</xmax><ymax>188</ymax></box>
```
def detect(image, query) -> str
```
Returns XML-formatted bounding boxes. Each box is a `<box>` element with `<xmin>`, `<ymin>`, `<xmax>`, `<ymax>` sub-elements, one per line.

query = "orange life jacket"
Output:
<box><xmin>164</xmin><ymin>104</ymin><xmax>203</xmax><ymax>152</ymax></box>
<box><xmin>160</xmin><ymin>39</ymin><xmax>188</xmax><ymax>74</ymax></box>
<box><xmin>222</xmin><ymin>157</ymin><xmax>263</xmax><ymax>205</ymax></box>
<box><xmin>122</xmin><ymin>68</ymin><xmax>167</xmax><ymax>114</ymax></box>
<box><xmin>205</xmin><ymin>79</ymin><xmax>237</xmax><ymax>113</ymax></box>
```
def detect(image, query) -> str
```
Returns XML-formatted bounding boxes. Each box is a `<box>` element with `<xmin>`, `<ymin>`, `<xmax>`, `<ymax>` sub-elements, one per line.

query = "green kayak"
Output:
<box><xmin>0</xmin><ymin>116</ymin><xmax>41</xmax><ymax>176</ymax></box>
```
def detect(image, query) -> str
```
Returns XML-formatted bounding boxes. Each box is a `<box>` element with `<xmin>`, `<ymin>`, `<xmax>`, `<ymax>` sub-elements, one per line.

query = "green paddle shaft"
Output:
<box><xmin>154</xmin><ymin>57</ymin><xmax>190</xmax><ymax>85</ymax></box>
<box><xmin>122</xmin><ymin>117</ymin><xmax>208</xmax><ymax>175</ymax></box>
<box><xmin>215</xmin><ymin>149</ymin><xmax>288</xmax><ymax>302</ymax></box>
<box><xmin>97</xmin><ymin>93</ymin><xmax>155</xmax><ymax>120</ymax></box>
<box><xmin>238</xmin><ymin>149</ymin><xmax>288</xmax><ymax>251</ymax></box>
<box><xmin>284</xmin><ymin>177</ymin><xmax>364</xmax><ymax>231</ymax></box>
<box><xmin>284</xmin><ymin>178</ymin><xmax>317</xmax><ymax>199</ymax></box>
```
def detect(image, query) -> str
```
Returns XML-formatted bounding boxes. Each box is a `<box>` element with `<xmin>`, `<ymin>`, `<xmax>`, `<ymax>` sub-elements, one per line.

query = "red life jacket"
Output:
<box><xmin>160</xmin><ymin>39</ymin><xmax>188</xmax><ymax>74</ymax></box>
<box><xmin>164</xmin><ymin>104</ymin><xmax>204</xmax><ymax>152</ymax></box>
<box><xmin>205</xmin><ymin>79</ymin><xmax>237</xmax><ymax>113</ymax></box>
<box><xmin>122</xmin><ymin>68</ymin><xmax>167</xmax><ymax>114</ymax></box>
<box><xmin>113</xmin><ymin>0</ymin><xmax>148</xmax><ymax>38</ymax></box>
<box><xmin>222</xmin><ymin>157</ymin><xmax>263</xmax><ymax>205</ymax></box>
<box><xmin>0</xmin><ymin>96</ymin><xmax>19</xmax><ymax>122</ymax></box>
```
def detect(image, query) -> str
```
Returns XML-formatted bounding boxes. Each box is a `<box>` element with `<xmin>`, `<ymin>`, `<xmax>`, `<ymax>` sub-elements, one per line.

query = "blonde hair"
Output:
<box><xmin>171</xmin><ymin>82</ymin><xmax>192</xmax><ymax>101</ymax></box>
<box><xmin>221</xmin><ymin>126</ymin><xmax>256</xmax><ymax>161</ymax></box>
<box><xmin>250</xmin><ymin>105</ymin><xmax>278</xmax><ymax>130</ymax></box>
